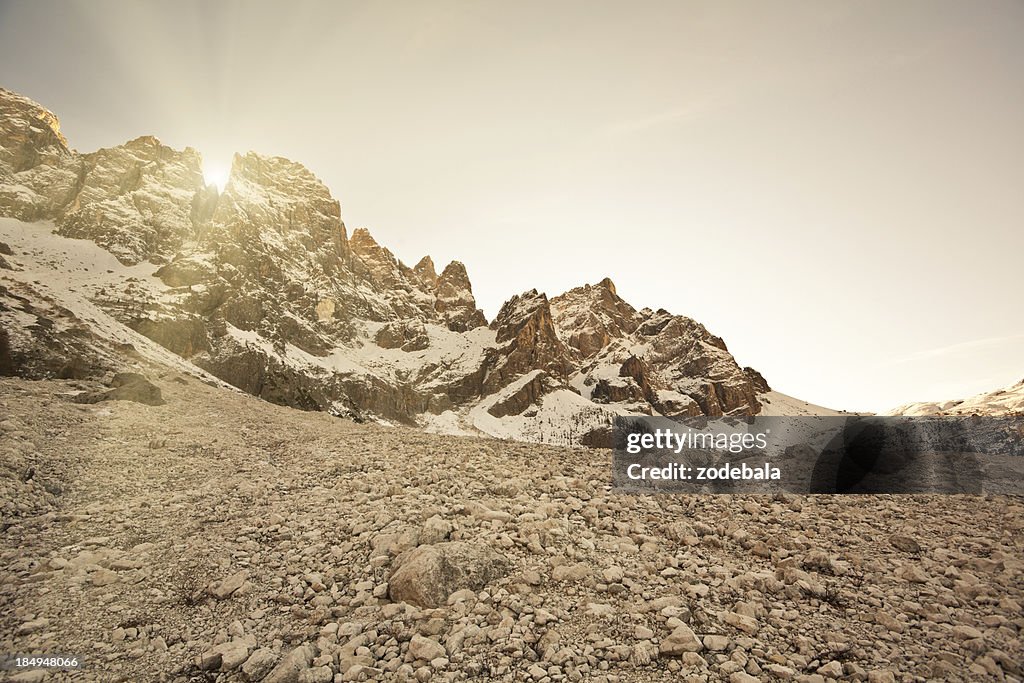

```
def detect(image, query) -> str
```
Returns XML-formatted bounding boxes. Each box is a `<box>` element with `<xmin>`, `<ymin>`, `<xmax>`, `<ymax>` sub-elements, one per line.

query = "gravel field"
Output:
<box><xmin>1</xmin><ymin>375</ymin><xmax>1022</xmax><ymax>682</ymax></box>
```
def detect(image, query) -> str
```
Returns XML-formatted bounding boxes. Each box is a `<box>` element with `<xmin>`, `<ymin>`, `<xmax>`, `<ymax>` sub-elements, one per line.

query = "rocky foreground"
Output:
<box><xmin>1</xmin><ymin>375</ymin><xmax>1022</xmax><ymax>683</ymax></box>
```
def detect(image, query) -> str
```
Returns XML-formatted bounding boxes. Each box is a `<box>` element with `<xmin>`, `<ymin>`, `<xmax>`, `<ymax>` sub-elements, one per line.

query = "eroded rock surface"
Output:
<box><xmin>1</xmin><ymin>86</ymin><xmax>777</xmax><ymax>446</ymax></box>
<box><xmin>388</xmin><ymin>542</ymin><xmax>511</xmax><ymax>608</ymax></box>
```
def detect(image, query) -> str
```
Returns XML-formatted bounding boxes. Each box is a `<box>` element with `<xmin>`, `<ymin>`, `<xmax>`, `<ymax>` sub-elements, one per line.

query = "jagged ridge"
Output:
<box><xmin>0</xmin><ymin>86</ymin><xmax>784</xmax><ymax>445</ymax></box>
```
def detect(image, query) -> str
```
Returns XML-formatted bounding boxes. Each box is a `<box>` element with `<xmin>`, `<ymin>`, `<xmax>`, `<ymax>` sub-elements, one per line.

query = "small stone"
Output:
<box><xmin>731</xmin><ymin>673</ymin><xmax>760</xmax><ymax>683</ymax></box>
<box><xmin>867</xmin><ymin>671</ymin><xmax>896</xmax><ymax>683</ymax></box>
<box><xmin>722</xmin><ymin>611</ymin><xmax>759</xmax><ymax>635</ymax></box>
<box><xmin>765</xmin><ymin>663</ymin><xmax>796</xmax><ymax>679</ymax></box>
<box><xmin>343</xmin><ymin>665</ymin><xmax>382</xmax><ymax>681</ymax></box>
<box><xmin>210</xmin><ymin>570</ymin><xmax>249</xmax><ymax>600</ymax></box>
<box><xmin>263</xmin><ymin>645</ymin><xmax>313</xmax><ymax>683</ymax></box>
<box><xmin>219</xmin><ymin>640</ymin><xmax>252</xmax><ymax>671</ymax></box>
<box><xmin>552</xmin><ymin>562</ymin><xmax>592</xmax><ymax>582</ymax></box>
<box><xmin>703</xmin><ymin>635</ymin><xmax>730</xmax><ymax>651</ymax></box>
<box><xmin>631</xmin><ymin>642</ymin><xmax>657</xmax><ymax>666</ymax></box>
<box><xmin>602</xmin><ymin>566</ymin><xmax>624</xmax><ymax>583</ymax></box>
<box><xmin>297</xmin><ymin>666</ymin><xmax>333</xmax><ymax>683</ymax></box>
<box><xmin>419</xmin><ymin>516</ymin><xmax>453</xmax><ymax>545</ymax></box>
<box><xmin>890</xmin><ymin>534</ymin><xmax>921</xmax><ymax>553</ymax></box>
<box><xmin>659</xmin><ymin>624</ymin><xmax>703</xmax><ymax>655</ymax></box>
<box><xmin>196</xmin><ymin>649</ymin><xmax>223</xmax><ymax>671</ymax></box>
<box><xmin>952</xmin><ymin>624</ymin><xmax>984</xmax><ymax>640</ymax></box>
<box><xmin>875</xmin><ymin>611</ymin><xmax>905</xmax><ymax>634</ymax></box>
<box><xmin>816</xmin><ymin>661</ymin><xmax>843</xmax><ymax>677</ymax></box>
<box><xmin>408</xmin><ymin>635</ymin><xmax>445</xmax><ymax>661</ymax></box>
<box><xmin>90</xmin><ymin>568</ymin><xmax>119</xmax><ymax>586</ymax></box>
<box><xmin>16</xmin><ymin>618</ymin><xmax>49</xmax><ymax>636</ymax></box>
<box><xmin>895</xmin><ymin>565</ymin><xmax>928</xmax><ymax>584</ymax></box>
<box><xmin>242</xmin><ymin>648</ymin><xmax>279</xmax><ymax>681</ymax></box>
<box><xmin>634</xmin><ymin>625</ymin><xmax>655</xmax><ymax>640</ymax></box>
<box><xmin>586</xmin><ymin>602</ymin><xmax>615</xmax><ymax>616</ymax></box>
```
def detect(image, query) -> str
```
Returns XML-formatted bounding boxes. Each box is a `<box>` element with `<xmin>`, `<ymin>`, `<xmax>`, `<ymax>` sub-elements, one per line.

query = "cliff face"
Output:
<box><xmin>549</xmin><ymin>280</ymin><xmax>762</xmax><ymax>417</ymax></box>
<box><xmin>0</xmin><ymin>87</ymin><xmax>775</xmax><ymax>445</ymax></box>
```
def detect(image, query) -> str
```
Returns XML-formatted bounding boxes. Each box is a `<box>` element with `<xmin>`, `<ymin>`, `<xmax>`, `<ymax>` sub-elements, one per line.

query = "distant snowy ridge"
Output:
<box><xmin>890</xmin><ymin>378</ymin><xmax>1024</xmax><ymax>417</ymax></box>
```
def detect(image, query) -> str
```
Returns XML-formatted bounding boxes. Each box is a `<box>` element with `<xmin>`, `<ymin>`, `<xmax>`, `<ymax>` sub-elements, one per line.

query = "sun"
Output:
<box><xmin>202</xmin><ymin>162</ymin><xmax>230</xmax><ymax>192</ymax></box>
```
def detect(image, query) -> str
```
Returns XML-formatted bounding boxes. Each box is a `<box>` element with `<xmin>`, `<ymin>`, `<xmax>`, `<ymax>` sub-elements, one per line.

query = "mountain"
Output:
<box><xmin>890</xmin><ymin>378</ymin><xmax>1024</xmax><ymax>417</ymax></box>
<box><xmin>0</xmin><ymin>87</ymin><xmax>829</xmax><ymax>444</ymax></box>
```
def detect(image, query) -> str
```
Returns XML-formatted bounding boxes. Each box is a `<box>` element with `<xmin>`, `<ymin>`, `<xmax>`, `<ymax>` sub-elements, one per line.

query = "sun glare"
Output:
<box><xmin>202</xmin><ymin>162</ymin><xmax>230</xmax><ymax>192</ymax></box>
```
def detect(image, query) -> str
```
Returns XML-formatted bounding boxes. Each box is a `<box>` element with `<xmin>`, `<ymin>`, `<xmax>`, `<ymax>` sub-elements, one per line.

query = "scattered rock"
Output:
<box><xmin>388</xmin><ymin>542</ymin><xmax>510</xmax><ymax>608</ymax></box>
<box><xmin>242</xmin><ymin>648</ymin><xmax>279</xmax><ymax>681</ymax></box>
<box><xmin>890</xmin><ymin>534</ymin><xmax>921</xmax><ymax>553</ymax></box>
<box><xmin>263</xmin><ymin>645</ymin><xmax>314</xmax><ymax>683</ymax></box>
<box><xmin>659</xmin><ymin>624</ymin><xmax>703</xmax><ymax>655</ymax></box>
<box><xmin>209</xmin><ymin>569</ymin><xmax>249</xmax><ymax>600</ymax></box>
<box><xmin>408</xmin><ymin>635</ymin><xmax>446</xmax><ymax>661</ymax></box>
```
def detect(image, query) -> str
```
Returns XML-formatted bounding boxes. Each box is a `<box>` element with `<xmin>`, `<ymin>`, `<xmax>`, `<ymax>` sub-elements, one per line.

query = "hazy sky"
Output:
<box><xmin>2</xmin><ymin>0</ymin><xmax>1022</xmax><ymax>413</ymax></box>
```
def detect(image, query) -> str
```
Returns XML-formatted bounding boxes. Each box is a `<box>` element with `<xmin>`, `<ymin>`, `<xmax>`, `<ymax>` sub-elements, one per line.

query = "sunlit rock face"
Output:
<box><xmin>549</xmin><ymin>279</ymin><xmax>762</xmax><ymax>417</ymax></box>
<box><xmin>0</xmin><ymin>87</ymin><xmax>771</xmax><ymax>443</ymax></box>
<box><xmin>434</xmin><ymin>261</ymin><xmax>488</xmax><ymax>332</ymax></box>
<box><xmin>58</xmin><ymin>137</ymin><xmax>205</xmax><ymax>264</ymax></box>
<box><xmin>0</xmin><ymin>87</ymin><xmax>79</xmax><ymax>221</ymax></box>
<box><xmin>0</xmin><ymin>90</ymin><xmax>207</xmax><ymax>263</ymax></box>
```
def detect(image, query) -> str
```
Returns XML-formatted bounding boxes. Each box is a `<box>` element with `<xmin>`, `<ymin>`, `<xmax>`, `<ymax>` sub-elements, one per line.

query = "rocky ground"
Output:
<box><xmin>1</xmin><ymin>374</ymin><xmax>1022</xmax><ymax>683</ymax></box>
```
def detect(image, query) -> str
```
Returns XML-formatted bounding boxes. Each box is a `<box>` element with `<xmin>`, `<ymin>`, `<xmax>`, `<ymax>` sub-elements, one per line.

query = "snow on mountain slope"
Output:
<box><xmin>0</xmin><ymin>87</ymin><xmax>842</xmax><ymax>446</ymax></box>
<box><xmin>757</xmin><ymin>390</ymin><xmax>846</xmax><ymax>416</ymax></box>
<box><xmin>0</xmin><ymin>217</ymin><xmax>230</xmax><ymax>385</ymax></box>
<box><xmin>468</xmin><ymin>370</ymin><xmax>620</xmax><ymax>444</ymax></box>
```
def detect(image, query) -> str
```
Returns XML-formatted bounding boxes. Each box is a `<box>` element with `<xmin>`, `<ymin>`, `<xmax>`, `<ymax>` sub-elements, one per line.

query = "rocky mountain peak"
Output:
<box><xmin>482</xmin><ymin>289</ymin><xmax>575</xmax><ymax>393</ymax></box>
<box><xmin>0</xmin><ymin>87</ymin><xmax>69</xmax><ymax>162</ymax></box>
<box><xmin>0</xmin><ymin>89</ymin><xmax>77</xmax><ymax>221</ymax></box>
<box><xmin>1</xmin><ymin>87</ymin><xmax>787</xmax><ymax>446</ymax></box>
<box><xmin>439</xmin><ymin>260</ymin><xmax>471</xmax><ymax>283</ymax></box>
<box><xmin>491</xmin><ymin>289</ymin><xmax>550</xmax><ymax>343</ymax></box>
<box><xmin>596</xmin><ymin>276</ymin><xmax>617</xmax><ymax>295</ymax></box>
<box><xmin>434</xmin><ymin>260</ymin><xmax>487</xmax><ymax>332</ymax></box>
<box><xmin>212</xmin><ymin>153</ymin><xmax>348</xmax><ymax>264</ymax></box>
<box><xmin>349</xmin><ymin>227</ymin><xmax>404</xmax><ymax>285</ymax></box>
<box><xmin>122</xmin><ymin>134</ymin><xmax>177</xmax><ymax>152</ymax></box>
<box><xmin>347</xmin><ymin>226</ymin><xmax>376</xmax><ymax>247</ymax></box>
<box><xmin>413</xmin><ymin>255</ymin><xmax>438</xmax><ymax>286</ymax></box>
<box><xmin>59</xmin><ymin>136</ymin><xmax>204</xmax><ymax>265</ymax></box>
<box><xmin>228</xmin><ymin>151</ymin><xmax>323</xmax><ymax>190</ymax></box>
<box><xmin>550</xmin><ymin>278</ymin><xmax>641</xmax><ymax>358</ymax></box>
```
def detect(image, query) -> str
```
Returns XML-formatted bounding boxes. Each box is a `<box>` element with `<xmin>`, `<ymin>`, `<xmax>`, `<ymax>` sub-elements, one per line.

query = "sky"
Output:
<box><xmin>1</xmin><ymin>0</ymin><xmax>1022</xmax><ymax>413</ymax></box>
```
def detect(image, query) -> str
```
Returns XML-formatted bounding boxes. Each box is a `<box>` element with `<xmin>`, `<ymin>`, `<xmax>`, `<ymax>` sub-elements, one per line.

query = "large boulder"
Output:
<box><xmin>659</xmin><ymin>623</ymin><xmax>704</xmax><ymax>656</ymax></box>
<box><xmin>73</xmin><ymin>373</ymin><xmax>165</xmax><ymax>406</ymax></box>
<box><xmin>262</xmin><ymin>645</ymin><xmax>314</xmax><ymax>683</ymax></box>
<box><xmin>388</xmin><ymin>541</ymin><xmax>511</xmax><ymax>608</ymax></box>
